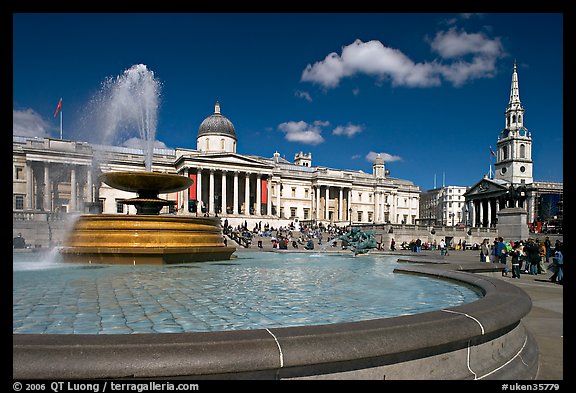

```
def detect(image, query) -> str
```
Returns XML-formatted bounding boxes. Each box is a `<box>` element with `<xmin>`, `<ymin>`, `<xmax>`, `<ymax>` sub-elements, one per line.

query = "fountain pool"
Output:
<box><xmin>14</xmin><ymin>250</ymin><xmax>481</xmax><ymax>334</ymax></box>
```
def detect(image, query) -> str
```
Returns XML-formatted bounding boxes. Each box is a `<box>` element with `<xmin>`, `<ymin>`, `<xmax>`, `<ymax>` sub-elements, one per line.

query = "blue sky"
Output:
<box><xmin>12</xmin><ymin>13</ymin><xmax>564</xmax><ymax>191</ymax></box>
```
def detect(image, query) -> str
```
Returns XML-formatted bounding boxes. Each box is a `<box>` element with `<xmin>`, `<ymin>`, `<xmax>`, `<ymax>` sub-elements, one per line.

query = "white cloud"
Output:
<box><xmin>122</xmin><ymin>137</ymin><xmax>168</xmax><ymax>150</ymax></box>
<box><xmin>277</xmin><ymin>120</ymin><xmax>326</xmax><ymax>145</ymax></box>
<box><xmin>366</xmin><ymin>151</ymin><xmax>402</xmax><ymax>163</ymax></box>
<box><xmin>13</xmin><ymin>109</ymin><xmax>53</xmax><ymax>138</ymax></box>
<box><xmin>430</xmin><ymin>28</ymin><xmax>502</xmax><ymax>59</ymax></box>
<box><xmin>301</xmin><ymin>29</ymin><xmax>504</xmax><ymax>89</ymax></box>
<box><xmin>332</xmin><ymin>123</ymin><xmax>364</xmax><ymax>137</ymax></box>
<box><xmin>295</xmin><ymin>90</ymin><xmax>312</xmax><ymax>102</ymax></box>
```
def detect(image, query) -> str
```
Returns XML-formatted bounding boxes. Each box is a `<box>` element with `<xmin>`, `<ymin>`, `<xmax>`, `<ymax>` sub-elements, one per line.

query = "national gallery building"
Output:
<box><xmin>13</xmin><ymin>101</ymin><xmax>420</xmax><ymax>228</ymax></box>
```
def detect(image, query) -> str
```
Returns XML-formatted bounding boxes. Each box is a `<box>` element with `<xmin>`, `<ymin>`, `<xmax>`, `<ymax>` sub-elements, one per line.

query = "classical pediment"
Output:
<box><xmin>464</xmin><ymin>178</ymin><xmax>508</xmax><ymax>198</ymax></box>
<box><xmin>177</xmin><ymin>152</ymin><xmax>274</xmax><ymax>170</ymax></box>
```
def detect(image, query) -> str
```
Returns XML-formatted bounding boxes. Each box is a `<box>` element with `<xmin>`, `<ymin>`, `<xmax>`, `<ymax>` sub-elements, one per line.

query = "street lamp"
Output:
<box><xmin>349</xmin><ymin>207</ymin><xmax>352</xmax><ymax>229</ymax></box>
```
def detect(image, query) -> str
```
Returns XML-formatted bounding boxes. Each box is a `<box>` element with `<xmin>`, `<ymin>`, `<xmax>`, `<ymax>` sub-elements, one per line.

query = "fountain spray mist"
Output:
<box><xmin>83</xmin><ymin>64</ymin><xmax>162</xmax><ymax>171</ymax></box>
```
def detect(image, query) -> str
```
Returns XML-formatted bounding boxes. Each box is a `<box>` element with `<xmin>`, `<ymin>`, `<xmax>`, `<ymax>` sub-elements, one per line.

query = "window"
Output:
<box><xmin>502</xmin><ymin>145</ymin><xmax>509</xmax><ymax>160</ymax></box>
<box><xmin>116</xmin><ymin>200</ymin><xmax>124</xmax><ymax>214</ymax></box>
<box><xmin>520</xmin><ymin>144</ymin><xmax>526</xmax><ymax>158</ymax></box>
<box><xmin>290</xmin><ymin>207</ymin><xmax>297</xmax><ymax>218</ymax></box>
<box><xmin>520</xmin><ymin>166</ymin><xmax>526</xmax><ymax>173</ymax></box>
<box><xmin>15</xmin><ymin>195</ymin><xmax>24</xmax><ymax>210</ymax></box>
<box><xmin>206</xmin><ymin>139</ymin><xmax>210</xmax><ymax>150</ymax></box>
<box><xmin>367</xmin><ymin>211</ymin><xmax>373</xmax><ymax>222</ymax></box>
<box><xmin>358</xmin><ymin>192</ymin><xmax>362</xmax><ymax>202</ymax></box>
<box><xmin>304</xmin><ymin>188</ymin><xmax>309</xmax><ymax>198</ymax></box>
<box><xmin>357</xmin><ymin>211</ymin><xmax>363</xmax><ymax>222</ymax></box>
<box><xmin>15</xmin><ymin>167</ymin><xmax>23</xmax><ymax>180</ymax></box>
<box><xmin>291</xmin><ymin>187</ymin><xmax>296</xmax><ymax>198</ymax></box>
<box><xmin>369</xmin><ymin>194</ymin><xmax>372</xmax><ymax>203</ymax></box>
<box><xmin>303</xmin><ymin>208</ymin><xmax>310</xmax><ymax>220</ymax></box>
<box><xmin>220</xmin><ymin>139</ymin><xmax>225</xmax><ymax>150</ymax></box>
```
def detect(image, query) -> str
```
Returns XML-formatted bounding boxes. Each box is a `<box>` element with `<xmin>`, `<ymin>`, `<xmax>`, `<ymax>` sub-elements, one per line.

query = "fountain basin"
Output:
<box><xmin>12</xmin><ymin>263</ymin><xmax>537</xmax><ymax>379</ymax></box>
<box><xmin>60</xmin><ymin>215</ymin><xmax>235</xmax><ymax>264</ymax></box>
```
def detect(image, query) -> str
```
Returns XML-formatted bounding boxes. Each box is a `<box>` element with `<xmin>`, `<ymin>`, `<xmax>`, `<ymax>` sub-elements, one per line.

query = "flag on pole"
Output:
<box><xmin>54</xmin><ymin>98</ymin><xmax>62</xmax><ymax>118</ymax></box>
<box><xmin>489</xmin><ymin>145</ymin><xmax>496</xmax><ymax>157</ymax></box>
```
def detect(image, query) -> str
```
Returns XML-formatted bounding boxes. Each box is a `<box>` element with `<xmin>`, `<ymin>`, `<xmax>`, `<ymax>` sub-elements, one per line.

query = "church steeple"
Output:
<box><xmin>495</xmin><ymin>63</ymin><xmax>533</xmax><ymax>186</ymax></box>
<box><xmin>504</xmin><ymin>62</ymin><xmax>525</xmax><ymax>132</ymax></box>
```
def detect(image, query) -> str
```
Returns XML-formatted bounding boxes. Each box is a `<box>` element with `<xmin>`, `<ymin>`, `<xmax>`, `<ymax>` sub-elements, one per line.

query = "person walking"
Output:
<box><xmin>538</xmin><ymin>240</ymin><xmax>547</xmax><ymax>274</ymax></box>
<box><xmin>549</xmin><ymin>243</ymin><xmax>563</xmax><ymax>284</ymax></box>
<box><xmin>439</xmin><ymin>238</ymin><xmax>446</xmax><ymax>256</ymax></box>
<box><xmin>480</xmin><ymin>239</ymin><xmax>490</xmax><ymax>263</ymax></box>
<box><xmin>495</xmin><ymin>237</ymin><xmax>508</xmax><ymax>276</ymax></box>
<box><xmin>509</xmin><ymin>243</ymin><xmax>522</xmax><ymax>279</ymax></box>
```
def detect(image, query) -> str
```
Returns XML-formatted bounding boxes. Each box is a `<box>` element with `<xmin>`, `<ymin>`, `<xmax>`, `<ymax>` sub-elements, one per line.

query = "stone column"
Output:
<box><xmin>267</xmin><ymin>176</ymin><xmax>272</xmax><ymax>215</ymax></box>
<box><xmin>479</xmin><ymin>199</ymin><xmax>484</xmax><ymax>227</ymax></box>
<box><xmin>256</xmin><ymin>173</ymin><xmax>261</xmax><ymax>216</ymax></box>
<box><xmin>339</xmin><ymin>188</ymin><xmax>343</xmax><ymax>221</ymax></box>
<box><xmin>209</xmin><ymin>169</ymin><xmax>215</xmax><ymax>214</ymax></box>
<box><xmin>86</xmin><ymin>166</ymin><xmax>93</xmax><ymax>206</ymax></box>
<box><xmin>26</xmin><ymin>161</ymin><xmax>33</xmax><ymax>209</ymax></box>
<box><xmin>70</xmin><ymin>166</ymin><xmax>77</xmax><ymax>212</ymax></box>
<box><xmin>245</xmin><ymin>173</ymin><xmax>251</xmax><ymax>215</ymax></box>
<box><xmin>487</xmin><ymin>198</ymin><xmax>492</xmax><ymax>228</ymax></box>
<box><xmin>233</xmin><ymin>171</ymin><xmax>239</xmax><ymax>215</ymax></box>
<box><xmin>43</xmin><ymin>163</ymin><xmax>51</xmax><ymax>211</ymax></box>
<box><xmin>276</xmin><ymin>179</ymin><xmax>281</xmax><ymax>218</ymax></box>
<box><xmin>325</xmin><ymin>187</ymin><xmax>329</xmax><ymax>220</ymax></box>
<box><xmin>316</xmin><ymin>186</ymin><xmax>321</xmax><ymax>221</ymax></box>
<box><xmin>471</xmin><ymin>201</ymin><xmax>476</xmax><ymax>227</ymax></box>
<box><xmin>183</xmin><ymin>168</ymin><xmax>189</xmax><ymax>213</ymax></box>
<box><xmin>221</xmin><ymin>170</ymin><xmax>227</xmax><ymax>215</ymax></box>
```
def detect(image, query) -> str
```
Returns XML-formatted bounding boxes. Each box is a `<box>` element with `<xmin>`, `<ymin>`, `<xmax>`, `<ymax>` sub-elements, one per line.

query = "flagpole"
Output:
<box><xmin>60</xmin><ymin>110</ymin><xmax>63</xmax><ymax>139</ymax></box>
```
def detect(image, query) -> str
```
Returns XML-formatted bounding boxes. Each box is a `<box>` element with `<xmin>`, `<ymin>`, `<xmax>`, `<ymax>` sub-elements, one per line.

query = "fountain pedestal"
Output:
<box><xmin>60</xmin><ymin>172</ymin><xmax>235</xmax><ymax>264</ymax></box>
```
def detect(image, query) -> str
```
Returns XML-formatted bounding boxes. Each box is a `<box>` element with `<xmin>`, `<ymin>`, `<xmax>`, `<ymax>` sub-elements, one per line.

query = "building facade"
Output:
<box><xmin>13</xmin><ymin>102</ymin><xmax>420</xmax><ymax>228</ymax></box>
<box><xmin>419</xmin><ymin>186</ymin><xmax>469</xmax><ymax>226</ymax></box>
<box><xmin>463</xmin><ymin>64</ymin><xmax>563</xmax><ymax>230</ymax></box>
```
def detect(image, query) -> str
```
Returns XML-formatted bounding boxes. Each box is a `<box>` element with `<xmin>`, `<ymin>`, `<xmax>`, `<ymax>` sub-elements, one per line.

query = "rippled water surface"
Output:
<box><xmin>13</xmin><ymin>250</ymin><xmax>481</xmax><ymax>334</ymax></box>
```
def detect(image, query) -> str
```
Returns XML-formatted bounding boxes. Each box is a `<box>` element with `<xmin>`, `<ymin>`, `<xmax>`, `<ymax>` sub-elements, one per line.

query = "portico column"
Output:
<box><xmin>487</xmin><ymin>198</ymin><xmax>492</xmax><ymax>228</ymax></box>
<box><xmin>196</xmin><ymin>168</ymin><xmax>203</xmax><ymax>211</ymax></box>
<box><xmin>43</xmin><ymin>163</ymin><xmax>51</xmax><ymax>211</ymax></box>
<box><xmin>276</xmin><ymin>179</ymin><xmax>281</xmax><ymax>218</ymax></box>
<box><xmin>325</xmin><ymin>187</ymin><xmax>329</xmax><ymax>220</ymax></box>
<box><xmin>209</xmin><ymin>169</ymin><xmax>215</xmax><ymax>215</ymax></box>
<box><xmin>221</xmin><ymin>171</ymin><xmax>227</xmax><ymax>215</ymax></box>
<box><xmin>266</xmin><ymin>176</ymin><xmax>272</xmax><ymax>215</ymax></box>
<box><xmin>233</xmin><ymin>171</ymin><xmax>239</xmax><ymax>215</ymax></box>
<box><xmin>339</xmin><ymin>188</ymin><xmax>343</xmax><ymax>221</ymax></box>
<box><xmin>70</xmin><ymin>166</ymin><xmax>77</xmax><ymax>212</ymax></box>
<box><xmin>245</xmin><ymin>173</ymin><xmax>250</xmax><ymax>215</ymax></box>
<box><xmin>256</xmin><ymin>173</ymin><xmax>261</xmax><ymax>216</ymax></box>
<box><xmin>479</xmin><ymin>199</ymin><xmax>484</xmax><ymax>227</ymax></box>
<box><xmin>348</xmin><ymin>189</ymin><xmax>352</xmax><ymax>221</ymax></box>
<box><xmin>469</xmin><ymin>201</ymin><xmax>475</xmax><ymax>227</ymax></box>
<box><xmin>26</xmin><ymin>162</ymin><xmax>33</xmax><ymax>209</ymax></box>
<box><xmin>86</xmin><ymin>166</ymin><xmax>93</xmax><ymax>206</ymax></box>
<box><xmin>316</xmin><ymin>186</ymin><xmax>321</xmax><ymax>221</ymax></box>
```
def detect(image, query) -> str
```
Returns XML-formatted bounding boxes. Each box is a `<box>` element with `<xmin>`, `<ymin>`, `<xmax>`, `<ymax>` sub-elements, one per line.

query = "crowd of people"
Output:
<box><xmin>479</xmin><ymin>236</ymin><xmax>563</xmax><ymax>284</ymax></box>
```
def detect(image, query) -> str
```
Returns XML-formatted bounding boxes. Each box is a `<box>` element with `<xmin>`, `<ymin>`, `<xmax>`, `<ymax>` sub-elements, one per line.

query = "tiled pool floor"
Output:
<box><xmin>13</xmin><ymin>251</ymin><xmax>481</xmax><ymax>334</ymax></box>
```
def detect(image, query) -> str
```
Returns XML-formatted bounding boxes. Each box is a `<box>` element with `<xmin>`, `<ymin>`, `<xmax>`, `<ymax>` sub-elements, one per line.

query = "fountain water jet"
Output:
<box><xmin>59</xmin><ymin>65</ymin><xmax>235</xmax><ymax>264</ymax></box>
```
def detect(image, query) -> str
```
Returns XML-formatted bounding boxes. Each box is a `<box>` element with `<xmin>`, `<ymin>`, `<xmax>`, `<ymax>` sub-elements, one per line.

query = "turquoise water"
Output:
<box><xmin>13</xmin><ymin>250</ymin><xmax>482</xmax><ymax>334</ymax></box>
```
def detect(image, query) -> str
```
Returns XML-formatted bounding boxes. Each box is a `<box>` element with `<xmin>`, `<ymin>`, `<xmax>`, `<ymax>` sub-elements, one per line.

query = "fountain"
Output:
<box><xmin>59</xmin><ymin>64</ymin><xmax>235</xmax><ymax>264</ymax></box>
<box><xmin>339</xmin><ymin>227</ymin><xmax>377</xmax><ymax>255</ymax></box>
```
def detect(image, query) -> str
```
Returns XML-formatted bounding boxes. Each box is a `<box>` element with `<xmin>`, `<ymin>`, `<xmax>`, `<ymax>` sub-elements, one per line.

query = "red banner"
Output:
<box><xmin>261</xmin><ymin>179</ymin><xmax>268</xmax><ymax>204</ymax></box>
<box><xmin>189</xmin><ymin>173</ymin><xmax>197</xmax><ymax>200</ymax></box>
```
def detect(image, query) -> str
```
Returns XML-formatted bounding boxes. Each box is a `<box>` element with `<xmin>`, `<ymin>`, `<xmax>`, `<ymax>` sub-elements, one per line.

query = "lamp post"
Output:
<box><xmin>349</xmin><ymin>207</ymin><xmax>352</xmax><ymax>229</ymax></box>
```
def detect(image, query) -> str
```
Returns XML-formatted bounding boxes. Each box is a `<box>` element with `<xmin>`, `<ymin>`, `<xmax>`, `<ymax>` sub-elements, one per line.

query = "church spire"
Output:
<box><xmin>508</xmin><ymin>61</ymin><xmax>521</xmax><ymax>106</ymax></box>
<box><xmin>504</xmin><ymin>62</ymin><xmax>524</xmax><ymax>132</ymax></box>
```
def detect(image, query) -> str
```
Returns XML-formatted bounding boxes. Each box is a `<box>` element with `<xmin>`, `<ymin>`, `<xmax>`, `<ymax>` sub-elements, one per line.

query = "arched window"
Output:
<box><xmin>220</xmin><ymin>138</ymin><xmax>225</xmax><ymax>150</ymax></box>
<box><xmin>502</xmin><ymin>145</ymin><xmax>508</xmax><ymax>160</ymax></box>
<box><xmin>512</xmin><ymin>114</ymin><xmax>516</xmax><ymax>123</ymax></box>
<box><xmin>206</xmin><ymin>138</ymin><xmax>210</xmax><ymax>150</ymax></box>
<box><xmin>518</xmin><ymin>115</ymin><xmax>522</xmax><ymax>124</ymax></box>
<box><xmin>520</xmin><ymin>144</ymin><xmax>526</xmax><ymax>158</ymax></box>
